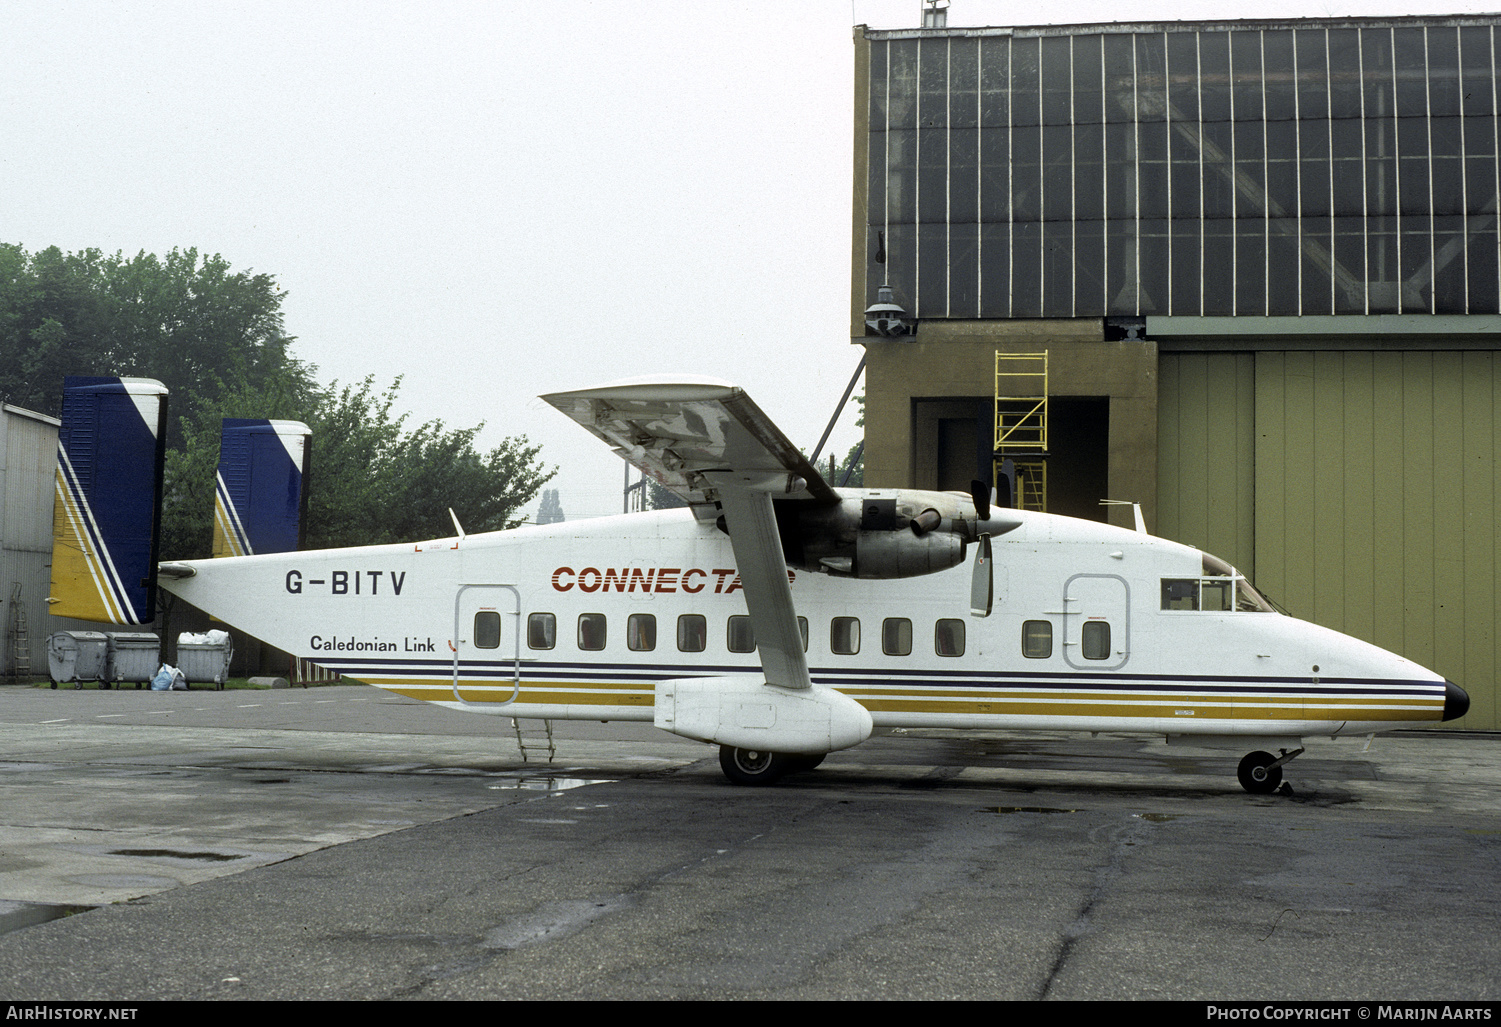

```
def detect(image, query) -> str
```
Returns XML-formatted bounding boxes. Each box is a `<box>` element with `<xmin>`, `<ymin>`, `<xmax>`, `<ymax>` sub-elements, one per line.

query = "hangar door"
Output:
<box><xmin>1159</xmin><ymin>350</ymin><xmax>1499</xmax><ymax>730</ymax></box>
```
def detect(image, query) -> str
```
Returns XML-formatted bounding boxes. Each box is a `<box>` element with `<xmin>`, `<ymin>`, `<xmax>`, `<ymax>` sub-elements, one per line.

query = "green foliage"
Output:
<box><xmin>2</xmin><ymin>242</ymin><xmax>554</xmax><ymax>561</ymax></box>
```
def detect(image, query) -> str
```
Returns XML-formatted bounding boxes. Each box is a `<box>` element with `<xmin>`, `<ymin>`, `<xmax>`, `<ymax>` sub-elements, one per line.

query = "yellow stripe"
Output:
<box><xmin>212</xmin><ymin>494</ymin><xmax>247</xmax><ymax>558</ymax></box>
<box><xmin>49</xmin><ymin>469</ymin><xmax>123</xmax><ymax>622</ymax></box>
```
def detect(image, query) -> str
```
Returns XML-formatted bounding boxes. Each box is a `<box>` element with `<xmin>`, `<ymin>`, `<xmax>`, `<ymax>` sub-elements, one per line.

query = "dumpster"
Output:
<box><xmin>176</xmin><ymin>631</ymin><xmax>233</xmax><ymax>689</ymax></box>
<box><xmin>105</xmin><ymin>632</ymin><xmax>161</xmax><ymax>689</ymax></box>
<box><xmin>47</xmin><ymin>631</ymin><xmax>109</xmax><ymax>689</ymax></box>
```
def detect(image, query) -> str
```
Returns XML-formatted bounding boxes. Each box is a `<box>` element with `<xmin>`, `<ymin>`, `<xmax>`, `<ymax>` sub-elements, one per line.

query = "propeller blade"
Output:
<box><xmin>969</xmin><ymin>533</ymin><xmax>993</xmax><ymax>618</ymax></box>
<box><xmin>970</xmin><ymin>479</ymin><xmax>991</xmax><ymax>522</ymax></box>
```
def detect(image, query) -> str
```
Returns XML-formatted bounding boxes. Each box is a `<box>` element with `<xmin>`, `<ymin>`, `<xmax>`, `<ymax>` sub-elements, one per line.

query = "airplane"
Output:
<box><xmin>155</xmin><ymin>377</ymin><xmax>1470</xmax><ymax>794</ymax></box>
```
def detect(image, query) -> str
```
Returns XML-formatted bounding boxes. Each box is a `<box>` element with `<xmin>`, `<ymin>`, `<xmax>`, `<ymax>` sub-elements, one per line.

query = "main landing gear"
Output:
<box><xmin>718</xmin><ymin>745</ymin><xmax>825</xmax><ymax>786</ymax></box>
<box><xmin>1237</xmin><ymin>747</ymin><xmax>1303</xmax><ymax>795</ymax></box>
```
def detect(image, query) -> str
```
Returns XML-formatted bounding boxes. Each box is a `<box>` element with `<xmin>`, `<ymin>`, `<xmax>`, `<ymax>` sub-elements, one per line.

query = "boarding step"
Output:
<box><xmin>511</xmin><ymin>717</ymin><xmax>556</xmax><ymax>763</ymax></box>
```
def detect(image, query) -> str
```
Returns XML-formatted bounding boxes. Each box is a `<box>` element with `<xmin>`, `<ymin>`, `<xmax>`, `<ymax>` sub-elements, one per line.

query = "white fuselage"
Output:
<box><xmin>160</xmin><ymin>508</ymin><xmax>1450</xmax><ymax>740</ymax></box>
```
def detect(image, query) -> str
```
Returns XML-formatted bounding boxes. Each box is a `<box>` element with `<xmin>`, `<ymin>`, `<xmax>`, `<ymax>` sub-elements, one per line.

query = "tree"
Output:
<box><xmin>537</xmin><ymin>489</ymin><xmax>565</xmax><ymax>524</ymax></box>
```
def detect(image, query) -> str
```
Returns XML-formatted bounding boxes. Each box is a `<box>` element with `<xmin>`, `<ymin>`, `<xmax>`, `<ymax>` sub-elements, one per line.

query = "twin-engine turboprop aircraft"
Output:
<box><xmin>157</xmin><ymin>378</ymin><xmax>1469</xmax><ymax>793</ymax></box>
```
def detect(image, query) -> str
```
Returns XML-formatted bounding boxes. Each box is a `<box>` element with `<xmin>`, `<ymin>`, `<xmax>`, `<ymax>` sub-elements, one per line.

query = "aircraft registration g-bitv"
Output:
<box><xmin>158</xmin><ymin>377</ymin><xmax>1469</xmax><ymax>793</ymax></box>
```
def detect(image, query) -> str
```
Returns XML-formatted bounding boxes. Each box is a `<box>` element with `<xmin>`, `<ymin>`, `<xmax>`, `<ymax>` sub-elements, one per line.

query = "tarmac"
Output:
<box><xmin>0</xmin><ymin>682</ymin><xmax>1496</xmax><ymax>1001</ymax></box>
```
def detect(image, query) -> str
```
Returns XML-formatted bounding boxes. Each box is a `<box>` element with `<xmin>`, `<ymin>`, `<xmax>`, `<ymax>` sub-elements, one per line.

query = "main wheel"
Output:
<box><xmin>719</xmin><ymin>745</ymin><xmax>794</xmax><ymax>786</ymax></box>
<box><xmin>1237</xmin><ymin>750</ymin><xmax>1283</xmax><ymax>794</ymax></box>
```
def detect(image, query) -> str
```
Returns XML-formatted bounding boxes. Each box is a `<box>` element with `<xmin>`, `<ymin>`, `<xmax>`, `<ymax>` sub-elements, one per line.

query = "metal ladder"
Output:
<box><xmin>510</xmin><ymin>717</ymin><xmax>556</xmax><ymax>763</ymax></box>
<box><xmin>7</xmin><ymin>584</ymin><xmax>29</xmax><ymax>682</ymax></box>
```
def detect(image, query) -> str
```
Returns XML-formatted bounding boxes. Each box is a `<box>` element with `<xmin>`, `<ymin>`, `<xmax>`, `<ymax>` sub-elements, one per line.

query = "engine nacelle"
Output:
<box><xmin>787</xmin><ymin>488</ymin><xmax>983</xmax><ymax>579</ymax></box>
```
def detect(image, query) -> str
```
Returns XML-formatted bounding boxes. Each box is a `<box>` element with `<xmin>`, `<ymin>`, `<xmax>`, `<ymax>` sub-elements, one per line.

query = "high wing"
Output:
<box><xmin>542</xmin><ymin>378</ymin><xmax>842</xmax><ymax>695</ymax></box>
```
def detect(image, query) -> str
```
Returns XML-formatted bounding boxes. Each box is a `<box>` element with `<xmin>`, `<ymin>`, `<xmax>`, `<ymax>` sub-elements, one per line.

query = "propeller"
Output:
<box><xmin>970</xmin><ymin>479</ymin><xmax>991</xmax><ymax>522</ymax></box>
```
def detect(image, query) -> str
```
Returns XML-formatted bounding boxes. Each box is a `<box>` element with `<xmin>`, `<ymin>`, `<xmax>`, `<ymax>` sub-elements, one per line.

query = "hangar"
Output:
<box><xmin>851</xmin><ymin>15</ymin><xmax>1501</xmax><ymax>728</ymax></box>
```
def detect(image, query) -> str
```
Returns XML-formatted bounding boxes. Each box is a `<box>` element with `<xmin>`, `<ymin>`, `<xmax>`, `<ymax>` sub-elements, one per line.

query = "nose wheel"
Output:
<box><xmin>1237</xmin><ymin>747</ymin><xmax>1302</xmax><ymax>795</ymax></box>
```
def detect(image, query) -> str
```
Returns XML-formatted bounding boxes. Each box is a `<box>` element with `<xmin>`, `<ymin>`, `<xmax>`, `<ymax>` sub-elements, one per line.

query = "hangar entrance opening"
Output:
<box><xmin>913</xmin><ymin>396</ymin><xmax>1108</xmax><ymax>522</ymax></box>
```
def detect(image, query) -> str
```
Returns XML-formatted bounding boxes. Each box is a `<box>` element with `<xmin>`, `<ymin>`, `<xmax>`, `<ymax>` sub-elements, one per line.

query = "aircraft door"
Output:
<box><xmin>452</xmin><ymin>584</ymin><xmax>522</xmax><ymax>706</ymax></box>
<box><xmin>1062</xmin><ymin>574</ymin><xmax>1130</xmax><ymax>671</ymax></box>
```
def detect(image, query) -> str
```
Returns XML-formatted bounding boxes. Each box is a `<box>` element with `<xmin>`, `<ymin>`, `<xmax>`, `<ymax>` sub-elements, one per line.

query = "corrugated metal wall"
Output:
<box><xmin>1160</xmin><ymin>349</ymin><xmax>1499</xmax><ymax>729</ymax></box>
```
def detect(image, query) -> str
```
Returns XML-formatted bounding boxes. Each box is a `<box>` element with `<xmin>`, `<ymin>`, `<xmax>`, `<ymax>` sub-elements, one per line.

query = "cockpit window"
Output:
<box><xmin>1162</xmin><ymin>555</ymin><xmax>1274</xmax><ymax>613</ymax></box>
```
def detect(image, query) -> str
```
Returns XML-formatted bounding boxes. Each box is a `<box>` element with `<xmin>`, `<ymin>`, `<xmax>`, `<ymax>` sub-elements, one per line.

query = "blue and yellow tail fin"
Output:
<box><xmin>212</xmin><ymin>419</ymin><xmax>311</xmax><ymax>558</ymax></box>
<box><xmin>49</xmin><ymin>377</ymin><xmax>168</xmax><ymax>624</ymax></box>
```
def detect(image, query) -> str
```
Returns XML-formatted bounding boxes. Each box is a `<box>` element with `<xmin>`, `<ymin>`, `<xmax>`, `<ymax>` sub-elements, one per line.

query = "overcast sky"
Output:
<box><xmin>3</xmin><ymin>0</ymin><xmax>1492</xmax><ymax>521</ymax></box>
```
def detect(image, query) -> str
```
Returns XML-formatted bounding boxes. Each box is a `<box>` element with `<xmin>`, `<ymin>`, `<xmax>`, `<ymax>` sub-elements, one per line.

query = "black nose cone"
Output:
<box><xmin>1443</xmin><ymin>680</ymin><xmax>1471</xmax><ymax>722</ymax></box>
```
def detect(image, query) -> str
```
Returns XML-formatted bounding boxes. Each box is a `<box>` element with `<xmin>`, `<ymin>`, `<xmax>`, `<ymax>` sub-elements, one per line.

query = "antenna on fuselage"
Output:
<box><xmin>449</xmin><ymin>508</ymin><xmax>467</xmax><ymax>540</ymax></box>
<box><xmin>1100</xmin><ymin>499</ymin><xmax>1147</xmax><ymax>534</ymax></box>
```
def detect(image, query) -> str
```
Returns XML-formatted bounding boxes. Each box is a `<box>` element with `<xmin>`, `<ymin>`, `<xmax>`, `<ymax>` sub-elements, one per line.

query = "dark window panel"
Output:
<box><xmin>1432</xmin><ymin>214</ymin><xmax>1468</xmax><ymax>312</ymax></box>
<box><xmin>1041</xmin><ymin>220</ymin><xmax>1075</xmax><ymax>317</ymax></box>
<box><xmin>1327</xmin><ymin>29</ymin><xmax>1363</xmax><ymax>120</ymax></box>
<box><xmin>1393</xmin><ymin>28</ymin><xmax>1429</xmax><ymax>118</ymax></box>
<box><xmin>1230</xmin><ymin>31</ymin><xmax>1265</xmax><ymax>121</ymax></box>
<box><xmin>1300</xmin><ymin>158</ymin><xmax>1332</xmax><ymax>217</ymax></box>
<box><xmin>979</xmin><ymin>222</ymin><xmax>1012</xmax><ymax>317</ymax></box>
<box><xmin>1074</xmin><ymin>220</ymin><xmax>1106</xmax><ymax>313</ymax></box>
<box><xmin>1264</xmin><ymin>123</ymin><xmax>1299</xmax><ymax>215</ymax></box>
<box><xmin>1331</xmin><ymin>120</ymin><xmax>1365</xmax><ymax>215</ymax></box>
<box><xmin>1236</xmin><ymin>219</ymin><xmax>1268</xmax><ymax>314</ymax></box>
<box><xmin>1011</xmin><ymin>221</ymin><xmax>1043</xmax><ymax>317</ymax></box>
<box><xmin>918</xmin><ymin>221</ymin><xmax>948</xmax><ymax>317</ymax></box>
<box><xmin>888</xmin><ymin>41</ymin><xmax>919</xmax><ymax>128</ymax></box>
<box><xmin>1042</xmin><ymin>125</ymin><xmax>1073</xmax><ymax>223</ymax></box>
<box><xmin>887</xmin><ymin>129</ymin><xmax>917</xmax><ymax>222</ymax></box>
<box><xmin>885</xmin><ymin>223</ymin><xmax>918</xmax><ymax>317</ymax></box>
<box><xmin>1399</xmin><ymin>220</ymin><xmax>1435</xmax><ymax>311</ymax></box>
<box><xmin>979</xmin><ymin>127</ymin><xmax>1011</xmax><ymax>221</ymax></box>
<box><xmin>1012</xmin><ymin>126</ymin><xmax>1042</xmax><ymax>220</ymax></box>
<box><xmin>1396</xmin><ymin>116</ymin><xmax>1430</xmax><ymax>159</ymax></box>
<box><xmin>1203</xmin><ymin>218</ymin><xmax>1235</xmax><ymax>314</ymax></box>
<box><xmin>1333</xmin><ymin>217</ymin><xmax>1367</xmax><ymax>313</ymax></box>
<box><xmin>1427</xmin><ymin>26</ymin><xmax>1462</xmax><ymax>119</ymax></box>
<box><xmin>1041</xmin><ymin>36</ymin><xmax>1073</xmax><ymax>125</ymax></box>
<box><xmin>1171</xmin><ymin>150</ymin><xmax>1202</xmax><ymax>220</ymax></box>
<box><xmin>979</xmin><ymin>36</ymin><xmax>1011</xmax><ymax>128</ymax></box>
<box><xmin>1262</xmin><ymin>30</ymin><xmax>1297</xmax><ymax>122</ymax></box>
<box><xmin>1465</xmin><ymin>154</ymin><xmax>1497</xmax><ymax>216</ymax></box>
<box><xmin>1460</xmin><ymin>27</ymin><xmax>1495</xmax><ymax>117</ymax></box>
<box><xmin>950</xmin><ymin>128</ymin><xmax>978</xmax><ymax>224</ymax></box>
<box><xmin>1362</xmin><ymin>28</ymin><xmax>1397</xmax><ymax>119</ymax></box>
<box><xmin>869</xmin><ymin>40</ymin><xmax>890</xmax><ymax>128</ymax></box>
<box><xmin>1106</xmin><ymin>219</ymin><xmax>1139</xmax><ymax>313</ymax></box>
<box><xmin>950</xmin><ymin>222</ymin><xmax>979</xmax><ymax>318</ymax></box>
<box><xmin>1103</xmin><ymin>33</ymin><xmax>1136</xmax><ymax>123</ymax></box>
<box><xmin>1105</xmin><ymin>123</ymin><xmax>1138</xmax><ymax>219</ymax></box>
<box><xmin>918</xmin><ymin>127</ymin><xmax>949</xmax><ymax>224</ymax></box>
<box><xmin>1134</xmin><ymin>33</ymin><xmax>1167</xmax><ymax>123</ymax></box>
<box><xmin>1301</xmin><ymin>215</ymin><xmax>1335</xmax><ymax>314</ymax></box>
<box><xmin>1171</xmin><ymin>219</ymin><xmax>1203</xmax><ymax>314</ymax></box>
<box><xmin>1167</xmin><ymin>31</ymin><xmax>1200</xmax><ymax>123</ymax></box>
<box><xmin>865</xmin><ymin>225</ymin><xmax>883</xmax><ymax>313</ymax></box>
<box><xmin>1267</xmin><ymin>228</ymin><xmax>1301</xmax><ymax>313</ymax></box>
<box><xmin>1138</xmin><ymin>217</ymin><xmax>1170</xmax><ymax>312</ymax></box>
<box><xmin>950</xmin><ymin>36</ymin><xmax>979</xmax><ymax>129</ymax></box>
<box><xmin>1201</xmin><ymin>121</ymin><xmax>1236</xmax><ymax>218</ymax></box>
<box><xmin>1300</xmin><ymin>118</ymin><xmax>1331</xmax><ymax>160</ymax></box>
<box><xmin>1073</xmin><ymin>34</ymin><xmax>1104</xmax><ymax>126</ymax></box>
<box><xmin>1431</xmin><ymin>156</ymin><xmax>1464</xmax><ymax>217</ymax></box>
<box><xmin>1465</xmin><ymin>218</ymin><xmax>1499</xmax><ymax>312</ymax></box>
<box><xmin>868</xmin><ymin>131</ymin><xmax>887</xmax><ymax>224</ymax></box>
<box><xmin>1011</xmin><ymin>36</ymin><xmax>1041</xmax><ymax>127</ymax></box>
<box><xmin>1199</xmin><ymin>31</ymin><xmax>1232</xmax><ymax>123</ymax></box>
<box><xmin>1366</xmin><ymin>216</ymin><xmax>1400</xmax><ymax>307</ymax></box>
<box><xmin>1464</xmin><ymin>115</ymin><xmax>1496</xmax><ymax>161</ymax></box>
<box><xmin>919</xmin><ymin>37</ymin><xmax>950</xmax><ymax>129</ymax></box>
<box><xmin>1138</xmin><ymin>121</ymin><xmax>1169</xmax><ymax>216</ymax></box>
<box><xmin>1074</xmin><ymin>123</ymin><xmax>1105</xmax><ymax>220</ymax></box>
<box><xmin>1399</xmin><ymin>157</ymin><xmax>1431</xmax><ymax>216</ymax></box>
<box><xmin>1365</xmin><ymin>120</ymin><xmax>1398</xmax><ymax>216</ymax></box>
<box><xmin>1295</xmin><ymin>28</ymin><xmax>1331</xmax><ymax>120</ymax></box>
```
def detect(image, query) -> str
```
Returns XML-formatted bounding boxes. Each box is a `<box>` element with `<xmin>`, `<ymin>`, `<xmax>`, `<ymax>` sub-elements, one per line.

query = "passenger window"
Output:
<box><xmin>798</xmin><ymin>616</ymin><xmax>808</xmax><ymax>652</ymax></box>
<box><xmin>1082</xmin><ymin>620</ymin><xmax>1111</xmax><ymax>660</ymax></box>
<box><xmin>727</xmin><ymin>615</ymin><xmax>756</xmax><ymax>653</ymax></box>
<box><xmin>473</xmin><ymin>611</ymin><xmax>501</xmax><ymax>649</ymax></box>
<box><xmin>527</xmin><ymin>613</ymin><xmax>556</xmax><ymax>650</ymax></box>
<box><xmin>935</xmin><ymin>618</ymin><xmax>965</xmax><ymax>657</ymax></box>
<box><xmin>677</xmin><ymin>614</ymin><xmax>706</xmax><ymax>653</ymax></box>
<box><xmin>577</xmin><ymin>613</ymin><xmax>606</xmax><ymax>651</ymax></box>
<box><xmin>1022</xmin><ymin>620</ymin><xmax>1052</xmax><ymax>659</ymax></box>
<box><xmin>628</xmin><ymin>613</ymin><xmax>656</xmax><ymax>652</ymax></box>
<box><xmin>882</xmin><ymin>617</ymin><xmax>912</xmax><ymax>656</ymax></box>
<box><xmin>831</xmin><ymin>617</ymin><xmax>860</xmax><ymax>655</ymax></box>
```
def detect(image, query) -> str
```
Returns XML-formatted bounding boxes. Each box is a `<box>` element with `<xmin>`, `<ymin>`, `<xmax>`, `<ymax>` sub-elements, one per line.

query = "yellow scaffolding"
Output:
<box><xmin>993</xmin><ymin>351</ymin><xmax>1048</xmax><ymax>512</ymax></box>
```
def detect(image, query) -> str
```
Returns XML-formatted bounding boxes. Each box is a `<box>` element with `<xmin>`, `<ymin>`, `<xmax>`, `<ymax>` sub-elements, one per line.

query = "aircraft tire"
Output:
<box><xmin>718</xmin><ymin>745</ymin><xmax>794</xmax><ymax>786</ymax></box>
<box><xmin>790</xmin><ymin>754</ymin><xmax>826</xmax><ymax>772</ymax></box>
<box><xmin>1237</xmin><ymin>751</ymin><xmax>1283</xmax><ymax>794</ymax></box>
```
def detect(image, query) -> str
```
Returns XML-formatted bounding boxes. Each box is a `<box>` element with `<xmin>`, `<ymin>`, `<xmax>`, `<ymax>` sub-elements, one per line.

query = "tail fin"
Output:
<box><xmin>213</xmin><ymin>419</ymin><xmax>311</xmax><ymax>557</ymax></box>
<box><xmin>49</xmin><ymin>377</ymin><xmax>168</xmax><ymax>624</ymax></box>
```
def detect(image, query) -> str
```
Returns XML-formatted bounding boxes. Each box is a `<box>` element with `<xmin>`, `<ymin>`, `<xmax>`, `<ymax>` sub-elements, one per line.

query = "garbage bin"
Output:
<box><xmin>176</xmin><ymin>631</ymin><xmax>233</xmax><ymax>690</ymax></box>
<box><xmin>105</xmin><ymin>632</ymin><xmax>161</xmax><ymax>690</ymax></box>
<box><xmin>47</xmin><ymin>631</ymin><xmax>109</xmax><ymax>689</ymax></box>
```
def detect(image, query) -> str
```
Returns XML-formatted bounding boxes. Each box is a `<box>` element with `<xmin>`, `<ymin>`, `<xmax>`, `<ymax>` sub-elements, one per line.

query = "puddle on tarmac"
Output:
<box><xmin>0</xmin><ymin>900</ymin><xmax>94</xmax><ymax>938</ymax></box>
<box><xmin>486</xmin><ymin>775</ymin><xmax>614</xmax><ymax>793</ymax></box>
